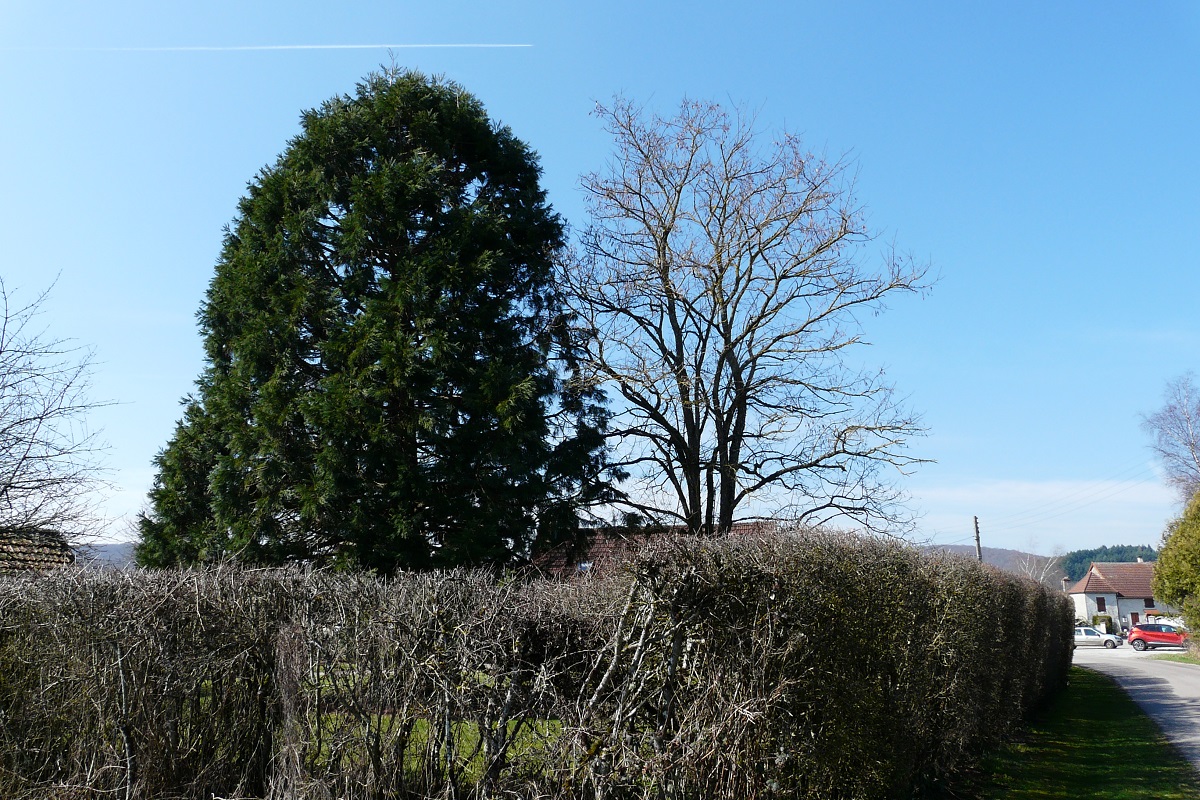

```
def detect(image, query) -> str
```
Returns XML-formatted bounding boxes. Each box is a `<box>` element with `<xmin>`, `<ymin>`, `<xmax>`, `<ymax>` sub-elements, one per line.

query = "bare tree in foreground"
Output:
<box><xmin>0</xmin><ymin>279</ymin><xmax>106</xmax><ymax>539</ymax></box>
<box><xmin>1143</xmin><ymin>372</ymin><xmax>1200</xmax><ymax>502</ymax></box>
<box><xmin>564</xmin><ymin>99</ymin><xmax>928</xmax><ymax>535</ymax></box>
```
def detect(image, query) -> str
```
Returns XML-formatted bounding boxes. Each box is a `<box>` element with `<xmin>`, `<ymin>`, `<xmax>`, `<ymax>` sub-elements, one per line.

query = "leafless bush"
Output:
<box><xmin>0</xmin><ymin>535</ymin><xmax>1072</xmax><ymax>800</ymax></box>
<box><xmin>0</xmin><ymin>566</ymin><xmax>296</xmax><ymax>799</ymax></box>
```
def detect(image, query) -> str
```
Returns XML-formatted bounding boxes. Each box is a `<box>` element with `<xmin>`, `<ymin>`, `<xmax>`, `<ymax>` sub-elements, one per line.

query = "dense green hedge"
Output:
<box><xmin>0</xmin><ymin>533</ymin><xmax>1072</xmax><ymax>799</ymax></box>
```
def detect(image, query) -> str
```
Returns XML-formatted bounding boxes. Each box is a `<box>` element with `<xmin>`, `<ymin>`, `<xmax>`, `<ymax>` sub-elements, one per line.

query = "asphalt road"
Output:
<box><xmin>1073</xmin><ymin>645</ymin><xmax>1200</xmax><ymax>771</ymax></box>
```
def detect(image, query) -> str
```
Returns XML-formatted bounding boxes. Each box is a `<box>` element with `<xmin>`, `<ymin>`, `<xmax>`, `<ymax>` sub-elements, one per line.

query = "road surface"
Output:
<box><xmin>1073</xmin><ymin>644</ymin><xmax>1200</xmax><ymax>771</ymax></box>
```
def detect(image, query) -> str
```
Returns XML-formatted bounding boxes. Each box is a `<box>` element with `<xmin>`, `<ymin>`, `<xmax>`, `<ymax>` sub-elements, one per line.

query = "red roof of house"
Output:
<box><xmin>532</xmin><ymin>529</ymin><xmax>651</xmax><ymax>580</ymax></box>
<box><xmin>1066</xmin><ymin>561</ymin><xmax>1155</xmax><ymax>598</ymax></box>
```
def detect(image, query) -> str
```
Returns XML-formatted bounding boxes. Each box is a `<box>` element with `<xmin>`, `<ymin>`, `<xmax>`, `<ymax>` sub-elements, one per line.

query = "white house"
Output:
<box><xmin>1066</xmin><ymin>560</ymin><xmax>1177</xmax><ymax>630</ymax></box>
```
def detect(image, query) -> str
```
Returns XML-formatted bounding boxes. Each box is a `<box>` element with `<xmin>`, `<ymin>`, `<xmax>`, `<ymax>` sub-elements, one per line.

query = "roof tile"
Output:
<box><xmin>1067</xmin><ymin>561</ymin><xmax>1155</xmax><ymax>598</ymax></box>
<box><xmin>0</xmin><ymin>530</ymin><xmax>74</xmax><ymax>574</ymax></box>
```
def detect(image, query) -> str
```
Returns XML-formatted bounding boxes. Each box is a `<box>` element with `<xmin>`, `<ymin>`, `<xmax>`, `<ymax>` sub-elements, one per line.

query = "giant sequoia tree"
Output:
<box><xmin>137</xmin><ymin>71</ymin><xmax>610</xmax><ymax>571</ymax></box>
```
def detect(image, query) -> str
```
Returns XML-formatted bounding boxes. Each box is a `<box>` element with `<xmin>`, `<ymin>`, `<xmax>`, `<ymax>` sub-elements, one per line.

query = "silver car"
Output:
<box><xmin>1073</xmin><ymin>626</ymin><xmax>1122</xmax><ymax>649</ymax></box>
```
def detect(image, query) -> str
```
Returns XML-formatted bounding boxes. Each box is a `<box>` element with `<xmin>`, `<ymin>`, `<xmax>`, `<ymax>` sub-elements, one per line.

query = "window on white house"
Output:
<box><xmin>1096</xmin><ymin>597</ymin><xmax>1107</xmax><ymax>612</ymax></box>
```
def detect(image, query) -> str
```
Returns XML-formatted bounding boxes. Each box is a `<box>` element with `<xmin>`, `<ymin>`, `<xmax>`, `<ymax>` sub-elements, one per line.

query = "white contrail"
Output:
<box><xmin>5</xmin><ymin>44</ymin><xmax>531</xmax><ymax>52</ymax></box>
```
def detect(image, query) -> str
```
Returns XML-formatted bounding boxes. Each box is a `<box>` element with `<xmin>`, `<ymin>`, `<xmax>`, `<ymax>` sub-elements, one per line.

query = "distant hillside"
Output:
<box><xmin>77</xmin><ymin>540</ymin><xmax>1146</xmax><ymax>582</ymax></box>
<box><xmin>76</xmin><ymin>542</ymin><xmax>136</xmax><ymax>569</ymax></box>
<box><xmin>927</xmin><ymin>544</ymin><xmax>1068</xmax><ymax>588</ymax></box>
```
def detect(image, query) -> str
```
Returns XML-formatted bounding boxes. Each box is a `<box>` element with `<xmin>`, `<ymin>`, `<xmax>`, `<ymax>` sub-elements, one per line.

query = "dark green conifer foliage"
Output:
<box><xmin>138</xmin><ymin>71</ymin><xmax>611</xmax><ymax>571</ymax></box>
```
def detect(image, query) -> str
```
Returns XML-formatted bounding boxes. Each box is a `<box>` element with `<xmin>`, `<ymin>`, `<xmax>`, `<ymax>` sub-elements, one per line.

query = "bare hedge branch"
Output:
<box><xmin>0</xmin><ymin>535</ymin><xmax>1072</xmax><ymax>799</ymax></box>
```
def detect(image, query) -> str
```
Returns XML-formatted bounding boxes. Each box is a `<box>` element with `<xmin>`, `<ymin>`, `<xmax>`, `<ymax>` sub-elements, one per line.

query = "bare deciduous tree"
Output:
<box><xmin>1143</xmin><ymin>372</ymin><xmax>1200</xmax><ymax>502</ymax></box>
<box><xmin>0</xmin><ymin>278</ymin><xmax>106</xmax><ymax>539</ymax></box>
<box><xmin>1016</xmin><ymin>547</ymin><xmax>1065</xmax><ymax>588</ymax></box>
<box><xmin>563</xmin><ymin>98</ymin><xmax>928</xmax><ymax>535</ymax></box>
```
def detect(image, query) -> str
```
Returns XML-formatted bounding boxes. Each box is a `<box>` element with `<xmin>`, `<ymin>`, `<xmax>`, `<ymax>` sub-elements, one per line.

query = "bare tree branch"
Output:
<box><xmin>1143</xmin><ymin>372</ymin><xmax>1200</xmax><ymax>502</ymax></box>
<box><xmin>1016</xmin><ymin>545</ymin><xmax>1066</xmax><ymax>588</ymax></box>
<box><xmin>0</xmin><ymin>278</ymin><xmax>108</xmax><ymax>540</ymax></box>
<box><xmin>562</xmin><ymin>98</ymin><xmax>928</xmax><ymax>534</ymax></box>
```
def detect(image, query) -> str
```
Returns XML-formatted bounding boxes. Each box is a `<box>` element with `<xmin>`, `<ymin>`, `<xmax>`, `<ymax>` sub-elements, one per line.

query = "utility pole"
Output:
<box><xmin>974</xmin><ymin>516</ymin><xmax>983</xmax><ymax>563</ymax></box>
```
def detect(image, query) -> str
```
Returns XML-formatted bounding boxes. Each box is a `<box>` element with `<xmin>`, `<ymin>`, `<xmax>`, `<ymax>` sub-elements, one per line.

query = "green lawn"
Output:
<box><xmin>978</xmin><ymin>666</ymin><xmax>1200</xmax><ymax>799</ymax></box>
<box><xmin>1152</xmin><ymin>652</ymin><xmax>1200</xmax><ymax>666</ymax></box>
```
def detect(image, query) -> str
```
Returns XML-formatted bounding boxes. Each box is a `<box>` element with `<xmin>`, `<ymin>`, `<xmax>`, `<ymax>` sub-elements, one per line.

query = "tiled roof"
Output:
<box><xmin>1091</xmin><ymin>561</ymin><xmax>1155</xmax><ymax>597</ymax></box>
<box><xmin>1066</xmin><ymin>561</ymin><xmax>1155</xmax><ymax>598</ymax></box>
<box><xmin>0</xmin><ymin>530</ymin><xmax>74</xmax><ymax>574</ymax></box>
<box><xmin>533</xmin><ymin>529</ymin><xmax>651</xmax><ymax>579</ymax></box>
<box><xmin>1066</xmin><ymin>570</ymin><xmax>1116</xmax><ymax>595</ymax></box>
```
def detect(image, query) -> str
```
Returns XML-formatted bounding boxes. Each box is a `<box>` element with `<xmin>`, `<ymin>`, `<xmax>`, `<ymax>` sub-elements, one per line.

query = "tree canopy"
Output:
<box><xmin>1152</xmin><ymin>495</ymin><xmax>1200</xmax><ymax>629</ymax></box>
<box><xmin>137</xmin><ymin>71</ymin><xmax>611</xmax><ymax>572</ymax></box>
<box><xmin>563</xmin><ymin>98</ymin><xmax>926</xmax><ymax>534</ymax></box>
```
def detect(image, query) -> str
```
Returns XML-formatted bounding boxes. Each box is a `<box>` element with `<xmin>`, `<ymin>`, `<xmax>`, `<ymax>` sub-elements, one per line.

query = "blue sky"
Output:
<box><xmin>1</xmin><ymin>1</ymin><xmax>1196</xmax><ymax>553</ymax></box>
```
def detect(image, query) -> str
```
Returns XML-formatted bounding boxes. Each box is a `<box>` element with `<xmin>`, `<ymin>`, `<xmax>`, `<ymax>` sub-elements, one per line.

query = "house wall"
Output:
<box><xmin>1071</xmin><ymin>592</ymin><xmax>1118</xmax><ymax>624</ymax></box>
<box><xmin>1071</xmin><ymin>593</ymin><xmax>1088</xmax><ymax>621</ymax></box>
<box><xmin>1117</xmin><ymin>597</ymin><xmax>1148</xmax><ymax>627</ymax></box>
<box><xmin>1071</xmin><ymin>592</ymin><xmax>1180</xmax><ymax>629</ymax></box>
<box><xmin>1116</xmin><ymin>596</ymin><xmax>1179</xmax><ymax>628</ymax></box>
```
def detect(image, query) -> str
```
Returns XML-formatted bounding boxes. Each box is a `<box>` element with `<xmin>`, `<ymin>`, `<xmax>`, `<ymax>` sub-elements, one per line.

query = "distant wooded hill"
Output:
<box><xmin>77</xmin><ymin>542</ymin><xmax>136</xmax><ymax>569</ymax></box>
<box><xmin>928</xmin><ymin>543</ymin><xmax>1159</xmax><ymax>587</ymax></box>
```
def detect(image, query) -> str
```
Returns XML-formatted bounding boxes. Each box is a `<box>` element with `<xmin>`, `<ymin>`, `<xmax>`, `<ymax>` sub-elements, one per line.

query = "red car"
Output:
<box><xmin>1128</xmin><ymin>623</ymin><xmax>1189</xmax><ymax>651</ymax></box>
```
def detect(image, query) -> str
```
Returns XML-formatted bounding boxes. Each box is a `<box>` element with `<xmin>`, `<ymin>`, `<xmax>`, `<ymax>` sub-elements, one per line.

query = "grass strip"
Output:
<box><xmin>1152</xmin><ymin>652</ymin><xmax>1200</xmax><ymax>666</ymax></box>
<box><xmin>979</xmin><ymin>666</ymin><xmax>1200</xmax><ymax>799</ymax></box>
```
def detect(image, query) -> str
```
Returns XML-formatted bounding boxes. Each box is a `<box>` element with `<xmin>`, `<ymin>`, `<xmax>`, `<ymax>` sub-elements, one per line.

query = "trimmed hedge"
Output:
<box><xmin>0</xmin><ymin>532</ymin><xmax>1072</xmax><ymax>799</ymax></box>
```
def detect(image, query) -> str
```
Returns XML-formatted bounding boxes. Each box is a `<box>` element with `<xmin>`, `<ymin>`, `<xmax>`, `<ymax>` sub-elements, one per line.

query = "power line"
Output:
<box><xmin>985</xmin><ymin>462</ymin><xmax>1157</xmax><ymax>524</ymax></box>
<box><xmin>987</xmin><ymin>475</ymin><xmax>1159</xmax><ymax>533</ymax></box>
<box><xmin>914</xmin><ymin>531</ymin><xmax>980</xmax><ymax>547</ymax></box>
